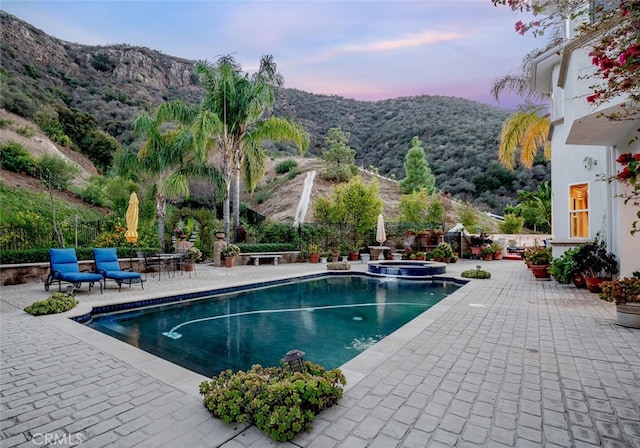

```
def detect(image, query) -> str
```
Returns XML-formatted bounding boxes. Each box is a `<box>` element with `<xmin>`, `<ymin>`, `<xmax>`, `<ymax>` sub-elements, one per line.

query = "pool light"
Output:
<box><xmin>283</xmin><ymin>349</ymin><xmax>306</xmax><ymax>372</ymax></box>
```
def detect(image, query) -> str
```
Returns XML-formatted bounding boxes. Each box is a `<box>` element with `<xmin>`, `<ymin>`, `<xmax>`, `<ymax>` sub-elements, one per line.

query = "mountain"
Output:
<box><xmin>0</xmin><ymin>10</ymin><xmax>550</xmax><ymax>214</ymax></box>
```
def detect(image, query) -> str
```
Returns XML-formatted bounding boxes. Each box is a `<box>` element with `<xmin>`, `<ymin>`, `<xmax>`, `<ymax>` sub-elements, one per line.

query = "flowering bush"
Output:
<box><xmin>493</xmin><ymin>0</ymin><xmax>640</xmax><ymax>119</ymax></box>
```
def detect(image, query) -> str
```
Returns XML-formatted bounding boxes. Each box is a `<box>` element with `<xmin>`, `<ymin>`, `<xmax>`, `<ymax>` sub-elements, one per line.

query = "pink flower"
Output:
<box><xmin>587</xmin><ymin>93</ymin><xmax>601</xmax><ymax>103</ymax></box>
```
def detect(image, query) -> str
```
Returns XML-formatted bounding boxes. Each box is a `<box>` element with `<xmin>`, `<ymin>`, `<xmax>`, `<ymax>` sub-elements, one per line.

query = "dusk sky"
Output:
<box><xmin>2</xmin><ymin>1</ymin><xmax>541</xmax><ymax>109</ymax></box>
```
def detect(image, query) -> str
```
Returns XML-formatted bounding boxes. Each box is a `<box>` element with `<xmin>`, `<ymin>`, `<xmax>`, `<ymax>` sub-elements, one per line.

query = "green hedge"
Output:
<box><xmin>237</xmin><ymin>243</ymin><xmax>298</xmax><ymax>253</ymax></box>
<box><xmin>1</xmin><ymin>247</ymin><xmax>156</xmax><ymax>264</ymax></box>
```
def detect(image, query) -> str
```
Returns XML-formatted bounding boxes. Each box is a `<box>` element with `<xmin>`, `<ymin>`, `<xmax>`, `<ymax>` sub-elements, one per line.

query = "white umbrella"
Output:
<box><xmin>376</xmin><ymin>214</ymin><xmax>386</xmax><ymax>245</ymax></box>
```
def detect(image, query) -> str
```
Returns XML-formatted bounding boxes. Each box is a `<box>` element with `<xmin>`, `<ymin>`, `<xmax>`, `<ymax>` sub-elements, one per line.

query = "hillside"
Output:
<box><xmin>0</xmin><ymin>10</ymin><xmax>549</xmax><ymax>214</ymax></box>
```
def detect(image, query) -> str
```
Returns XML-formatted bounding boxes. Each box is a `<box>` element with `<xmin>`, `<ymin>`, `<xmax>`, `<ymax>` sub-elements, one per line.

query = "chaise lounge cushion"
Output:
<box><xmin>93</xmin><ymin>248</ymin><xmax>143</xmax><ymax>291</ymax></box>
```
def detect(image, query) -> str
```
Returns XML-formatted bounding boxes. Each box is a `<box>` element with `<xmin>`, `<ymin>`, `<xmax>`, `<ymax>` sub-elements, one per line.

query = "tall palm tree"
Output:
<box><xmin>116</xmin><ymin>105</ymin><xmax>221</xmax><ymax>249</ymax></box>
<box><xmin>195</xmin><ymin>55</ymin><xmax>309</xmax><ymax>241</ymax></box>
<box><xmin>492</xmin><ymin>48</ymin><xmax>553</xmax><ymax>170</ymax></box>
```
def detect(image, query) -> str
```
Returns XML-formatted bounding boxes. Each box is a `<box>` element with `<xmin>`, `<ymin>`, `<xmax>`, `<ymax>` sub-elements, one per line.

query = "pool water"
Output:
<box><xmin>87</xmin><ymin>276</ymin><xmax>459</xmax><ymax>377</ymax></box>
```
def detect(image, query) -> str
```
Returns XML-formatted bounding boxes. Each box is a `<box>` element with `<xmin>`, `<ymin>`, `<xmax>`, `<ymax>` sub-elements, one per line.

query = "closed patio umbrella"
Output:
<box><xmin>376</xmin><ymin>214</ymin><xmax>386</xmax><ymax>245</ymax></box>
<box><xmin>125</xmin><ymin>192</ymin><xmax>139</xmax><ymax>244</ymax></box>
<box><xmin>124</xmin><ymin>192</ymin><xmax>139</xmax><ymax>267</ymax></box>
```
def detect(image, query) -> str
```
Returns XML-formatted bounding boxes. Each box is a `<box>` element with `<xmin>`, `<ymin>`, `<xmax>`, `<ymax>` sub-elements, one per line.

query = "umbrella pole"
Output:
<box><xmin>129</xmin><ymin>243</ymin><xmax>133</xmax><ymax>269</ymax></box>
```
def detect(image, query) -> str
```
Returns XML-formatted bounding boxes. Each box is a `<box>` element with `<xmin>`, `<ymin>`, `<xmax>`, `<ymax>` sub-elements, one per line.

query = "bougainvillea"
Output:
<box><xmin>493</xmin><ymin>0</ymin><xmax>640</xmax><ymax>119</ymax></box>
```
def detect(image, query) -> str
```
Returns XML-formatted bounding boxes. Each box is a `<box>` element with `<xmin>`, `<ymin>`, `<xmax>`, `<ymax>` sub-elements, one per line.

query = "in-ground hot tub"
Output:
<box><xmin>367</xmin><ymin>260</ymin><xmax>447</xmax><ymax>277</ymax></box>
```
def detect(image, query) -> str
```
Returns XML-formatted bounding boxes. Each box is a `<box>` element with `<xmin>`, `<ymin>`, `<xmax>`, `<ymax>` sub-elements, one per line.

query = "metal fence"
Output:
<box><xmin>0</xmin><ymin>220</ymin><xmax>105</xmax><ymax>251</ymax></box>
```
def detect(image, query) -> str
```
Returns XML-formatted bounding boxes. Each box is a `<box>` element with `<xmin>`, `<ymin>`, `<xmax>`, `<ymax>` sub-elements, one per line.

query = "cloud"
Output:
<box><xmin>339</xmin><ymin>30</ymin><xmax>465</xmax><ymax>54</ymax></box>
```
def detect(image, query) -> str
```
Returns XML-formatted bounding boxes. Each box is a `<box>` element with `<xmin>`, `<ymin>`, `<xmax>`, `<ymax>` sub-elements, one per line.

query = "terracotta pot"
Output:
<box><xmin>348</xmin><ymin>251</ymin><xmax>359</xmax><ymax>261</ymax></box>
<box><xmin>184</xmin><ymin>260</ymin><xmax>195</xmax><ymax>271</ymax></box>
<box><xmin>224</xmin><ymin>256</ymin><xmax>235</xmax><ymax>268</ymax></box>
<box><xmin>309</xmin><ymin>253</ymin><xmax>320</xmax><ymax>263</ymax></box>
<box><xmin>530</xmin><ymin>264</ymin><xmax>551</xmax><ymax>280</ymax></box>
<box><xmin>573</xmin><ymin>273</ymin><xmax>586</xmax><ymax>288</ymax></box>
<box><xmin>616</xmin><ymin>303</ymin><xmax>640</xmax><ymax>328</ymax></box>
<box><xmin>493</xmin><ymin>251</ymin><xmax>503</xmax><ymax>260</ymax></box>
<box><xmin>483</xmin><ymin>253</ymin><xmax>493</xmax><ymax>261</ymax></box>
<box><xmin>585</xmin><ymin>276</ymin><xmax>606</xmax><ymax>293</ymax></box>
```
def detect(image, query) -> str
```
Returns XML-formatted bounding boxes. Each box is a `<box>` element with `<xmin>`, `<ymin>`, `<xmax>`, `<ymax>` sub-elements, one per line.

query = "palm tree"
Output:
<box><xmin>515</xmin><ymin>180</ymin><xmax>552</xmax><ymax>232</ymax></box>
<box><xmin>498</xmin><ymin>106</ymin><xmax>552</xmax><ymax>170</ymax></box>
<box><xmin>116</xmin><ymin>105</ymin><xmax>221</xmax><ymax>249</ymax></box>
<box><xmin>492</xmin><ymin>48</ymin><xmax>553</xmax><ymax>170</ymax></box>
<box><xmin>195</xmin><ymin>55</ymin><xmax>309</xmax><ymax>241</ymax></box>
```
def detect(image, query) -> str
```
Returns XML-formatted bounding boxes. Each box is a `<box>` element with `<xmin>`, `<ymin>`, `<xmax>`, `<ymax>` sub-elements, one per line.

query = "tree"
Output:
<box><xmin>321</xmin><ymin>127</ymin><xmax>356</xmax><ymax>182</ymax></box>
<box><xmin>195</xmin><ymin>55</ymin><xmax>309</xmax><ymax>241</ymax></box>
<box><xmin>514</xmin><ymin>180</ymin><xmax>552</xmax><ymax>232</ymax></box>
<box><xmin>116</xmin><ymin>105</ymin><xmax>214</xmax><ymax>249</ymax></box>
<box><xmin>399</xmin><ymin>137</ymin><xmax>436</xmax><ymax>194</ymax></box>
<box><xmin>498</xmin><ymin>107</ymin><xmax>551</xmax><ymax>170</ymax></box>
<box><xmin>313</xmin><ymin>176</ymin><xmax>382</xmax><ymax>250</ymax></box>
<box><xmin>399</xmin><ymin>190</ymin><xmax>444</xmax><ymax>228</ymax></box>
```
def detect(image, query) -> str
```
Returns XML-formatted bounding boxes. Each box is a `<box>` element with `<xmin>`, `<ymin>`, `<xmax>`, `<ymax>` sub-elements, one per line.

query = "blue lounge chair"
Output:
<box><xmin>45</xmin><ymin>248</ymin><xmax>103</xmax><ymax>293</ymax></box>
<box><xmin>93</xmin><ymin>248</ymin><xmax>144</xmax><ymax>292</ymax></box>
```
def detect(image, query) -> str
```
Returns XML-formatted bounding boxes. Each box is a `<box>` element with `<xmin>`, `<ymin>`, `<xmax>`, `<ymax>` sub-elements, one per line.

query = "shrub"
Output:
<box><xmin>275</xmin><ymin>159</ymin><xmax>298</xmax><ymax>174</ymax></box>
<box><xmin>499</xmin><ymin>213</ymin><xmax>525</xmax><ymax>234</ymax></box>
<box><xmin>461</xmin><ymin>269</ymin><xmax>491</xmax><ymax>279</ymax></box>
<box><xmin>221</xmin><ymin>244</ymin><xmax>241</xmax><ymax>257</ymax></box>
<box><xmin>200</xmin><ymin>362</ymin><xmax>346</xmax><ymax>442</ymax></box>
<box><xmin>599</xmin><ymin>275</ymin><xmax>640</xmax><ymax>305</ymax></box>
<box><xmin>549</xmin><ymin>247</ymin><xmax>579</xmax><ymax>284</ymax></box>
<box><xmin>0</xmin><ymin>141</ymin><xmax>38</xmax><ymax>175</ymax></box>
<box><xmin>15</xmin><ymin>125</ymin><xmax>35</xmax><ymax>137</ymax></box>
<box><xmin>24</xmin><ymin>293</ymin><xmax>78</xmax><ymax>316</ymax></box>
<box><xmin>327</xmin><ymin>261</ymin><xmax>351</xmax><ymax>270</ymax></box>
<box><xmin>237</xmin><ymin>243</ymin><xmax>297</xmax><ymax>253</ymax></box>
<box><xmin>38</xmin><ymin>154</ymin><xmax>80</xmax><ymax>190</ymax></box>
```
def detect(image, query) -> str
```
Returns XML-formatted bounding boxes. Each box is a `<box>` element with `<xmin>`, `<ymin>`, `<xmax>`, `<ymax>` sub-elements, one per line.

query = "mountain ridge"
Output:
<box><xmin>0</xmin><ymin>10</ymin><xmax>550</xmax><ymax>213</ymax></box>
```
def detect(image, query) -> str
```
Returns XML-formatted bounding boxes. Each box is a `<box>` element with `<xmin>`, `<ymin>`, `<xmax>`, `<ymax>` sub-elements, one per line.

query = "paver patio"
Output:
<box><xmin>1</xmin><ymin>259</ymin><xmax>639</xmax><ymax>447</ymax></box>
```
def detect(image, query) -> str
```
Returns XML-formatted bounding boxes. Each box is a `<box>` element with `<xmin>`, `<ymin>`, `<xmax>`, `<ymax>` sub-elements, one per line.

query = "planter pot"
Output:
<box><xmin>483</xmin><ymin>253</ymin><xmax>493</xmax><ymax>261</ymax></box>
<box><xmin>449</xmin><ymin>257</ymin><xmax>458</xmax><ymax>263</ymax></box>
<box><xmin>392</xmin><ymin>253</ymin><xmax>403</xmax><ymax>261</ymax></box>
<box><xmin>585</xmin><ymin>276</ymin><xmax>606</xmax><ymax>293</ymax></box>
<box><xmin>348</xmin><ymin>251</ymin><xmax>359</xmax><ymax>261</ymax></box>
<box><xmin>224</xmin><ymin>256</ymin><xmax>235</xmax><ymax>268</ymax></box>
<box><xmin>493</xmin><ymin>251</ymin><xmax>503</xmax><ymax>260</ymax></box>
<box><xmin>320</xmin><ymin>257</ymin><xmax>328</xmax><ymax>264</ymax></box>
<box><xmin>471</xmin><ymin>247</ymin><xmax>481</xmax><ymax>258</ymax></box>
<box><xmin>215</xmin><ymin>232</ymin><xmax>226</xmax><ymax>240</ymax></box>
<box><xmin>573</xmin><ymin>273</ymin><xmax>587</xmax><ymax>288</ymax></box>
<box><xmin>309</xmin><ymin>253</ymin><xmax>320</xmax><ymax>263</ymax></box>
<box><xmin>530</xmin><ymin>264</ymin><xmax>551</xmax><ymax>280</ymax></box>
<box><xmin>360</xmin><ymin>253</ymin><xmax>371</xmax><ymax>263</ymax></box>
<box><xmin>616</xmin><ymin>303</ymin><xmax>640</xmax><ymax>328</ymax></box>
<box><xmin>184</xmin><ymin>260</ymin><xmax>195</xmax><ymax>271</ymax></box>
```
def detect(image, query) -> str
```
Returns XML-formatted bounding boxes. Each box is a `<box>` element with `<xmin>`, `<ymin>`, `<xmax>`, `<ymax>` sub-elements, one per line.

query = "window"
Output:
<box><xmin>569</xmin><ymin>183</ymin><xmax>589</xmax><ymax>237</ymax></box>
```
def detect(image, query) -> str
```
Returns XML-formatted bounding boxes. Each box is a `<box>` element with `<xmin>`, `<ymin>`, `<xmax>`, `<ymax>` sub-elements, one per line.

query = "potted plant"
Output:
<box><xmin>490</xmin><ymin>241</ymin><xmax>504</xmax><ymax>260</ymax></box>
<box><xmin>308</xmin><ymin>243</ymin><xmax>320</xmax><ymax>263</ymax></box>
<box><xmin>574</xmin><ymin>236</ymin><xmax>619</xmax><ymax>292</ymax></box>
<box><xmin>526</xmin><ymin>247</ymin><xmax>552</xmax><ymax>280</ymax></box>
<box><xmin>221</xmin><ymin>244</ymin><xmax>241</xmax><ymax>268</ymax></box>
<box><xmin>415</xmin><ymin>251</ymin><xmax>426</xmax><ymax>260</ymax></box>
<box><xmin>184</xmin><ymin>246</ymin><xmax>203</xmax><ymax>271</ymax></box>
<box><xmin>480</xmin><ymin>247</ymin><xmax>495</xmax><ymax>261</ymax></box>
<box><xmin>549</xmin><ymin>247</ymin><xmax>579</xmax><ymax>285</ymax></box>
<box><xmin>430</xmin><ymin>247</ymin><xmax>444</xmax><ymax>262</ymax></box>
<box><xmin>599</xmin><ymin>274</ymin><xmax>640</xmax><ymax>328</ymax></box>
<box><xmin>435</xmin><ymin>242</ymin><xmax>454</xmax><ymax>262</ymax></box>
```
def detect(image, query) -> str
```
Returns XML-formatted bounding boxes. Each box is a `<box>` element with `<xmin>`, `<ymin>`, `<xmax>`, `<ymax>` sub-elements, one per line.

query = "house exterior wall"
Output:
<box><xmin>535</xmin><ymin>28</ymin><xmax>639</xmax><ymax>277</ymax></box>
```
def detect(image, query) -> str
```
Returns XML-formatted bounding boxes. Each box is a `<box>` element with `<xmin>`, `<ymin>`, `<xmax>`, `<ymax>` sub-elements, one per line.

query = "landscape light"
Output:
<box><xmin>283</xmin><ymin>349</ymin><xmax>306</xmax><ymax>372</ymax></box>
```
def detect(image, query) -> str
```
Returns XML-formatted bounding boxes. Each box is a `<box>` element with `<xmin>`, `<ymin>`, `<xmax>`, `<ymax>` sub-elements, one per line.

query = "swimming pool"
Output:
<box><xmin>86</xmin><ymin>275</ymin><xmax>460</xmax><ymax>377</ymax></box>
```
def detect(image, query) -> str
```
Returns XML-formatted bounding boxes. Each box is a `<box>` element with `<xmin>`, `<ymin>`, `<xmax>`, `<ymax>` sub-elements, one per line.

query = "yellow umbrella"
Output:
<box><xmin>125</xmin><ymin>192</ymin><xmax>139</xmax><ymax>244</ymax></box>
